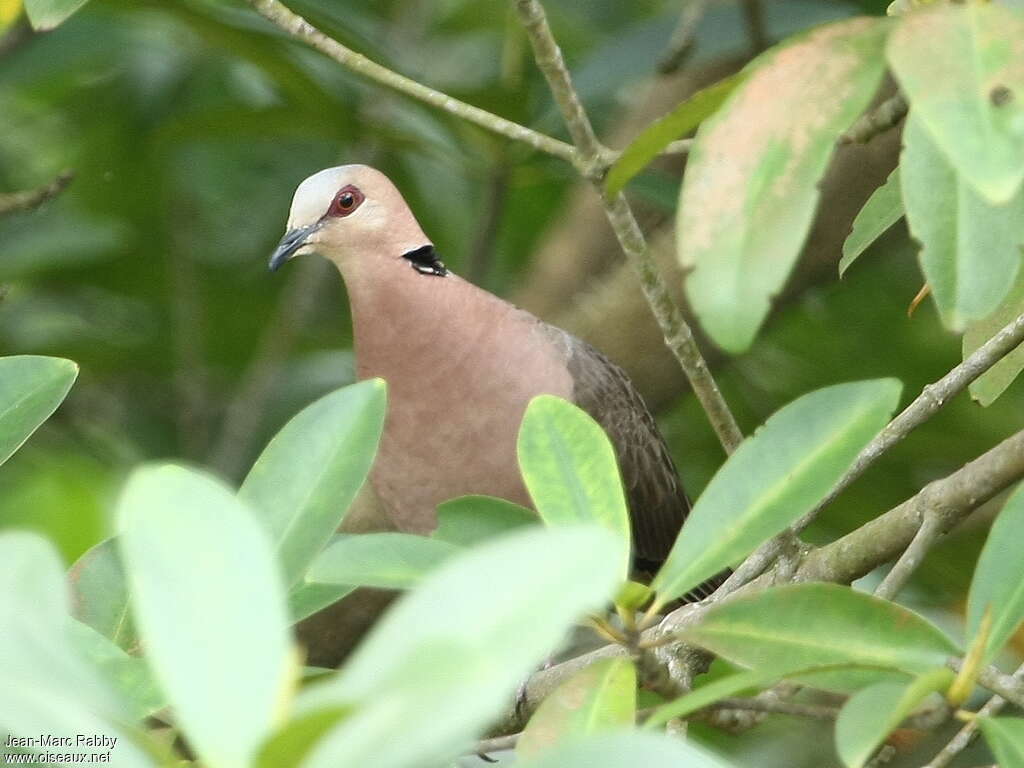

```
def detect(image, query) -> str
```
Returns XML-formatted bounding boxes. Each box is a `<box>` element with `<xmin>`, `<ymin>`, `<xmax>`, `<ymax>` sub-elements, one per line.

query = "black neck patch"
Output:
<box><xmin>401</xmin><ymin>244</ymin><xmax>447</xmax><ymax>277</ymax></box>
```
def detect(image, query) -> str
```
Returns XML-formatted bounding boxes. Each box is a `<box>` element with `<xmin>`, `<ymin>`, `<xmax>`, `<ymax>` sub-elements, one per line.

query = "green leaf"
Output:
<box><xmin>240</xmin><ymin>379</ymin><xmax>387</xmax><ymax>586</ymax></box>
<box><xmin>678</xmin><ymin>18</ymin><xmax>890</xmax><ymax>353</ymax></box>
<box><xmin>517</xmin><ymin>658</ymin><xmax>636</xmax><ymax>759</ymax></box>
<box><xmin>433</xmin><ymin>494</ymin><xmax>538</xmax><ymax>547</ymax></box>
<box><xmin>840</xmin><ymin>168</ymin><xmax>904</xmax><ymax>277</ymax></box>
<box><xmin>256</xmin><ymin>708</ymin><xmax>352</xmax><ymax>768</ymax></box>
<box><xmin>118</xmin><ymin>464</ymin><xmax>296</xmax><ymax>768</ymax></box>
<box><xmin>519</xmin><ymin>731</ymin><xmax>736</xmax><ymax>768</ymax></box>
<box><xmin>0</xmin><ymin>355</ymin><xmax>77</xmax><ymax>467</ymax></box>
<box><xmin>287</xmin><ymin>581</ymin><xmax>356</xmax><ymax>624</ymax></box>
<box><xmin>67</xmin><ymin>619</ymin><xmax>165</xmax><ymax>720</ymax></box>
<box><xmin>23</xmin><ymin>0</ymin><xmax>90</xmax><ymax>30</ymax></box>
<box><xmin>901</xmin><ymin>113</ymin><xmax>1024</xmax><ymax>330</ymax></box>
<box><xmin>306</xmin><ymin>532</ymin><xmax>461</xmax><ymax>590</ymax></box>
<box><xmin>963</xmin><ymin>271</ymin><xmax>1024</xmax><ymax>406</ymax></box>
<box><xmin>604</xmin><ymin>75</ymin><xmax>742</xmax><ymax>197</ymax></box>
<box><xmin>518</xmin><ymin>395</ymin><xmax>632</xmax><ymax>579</ymax></box>
<box><xmin>979</xmin><ymin>717</ymin><xmax>1024</xmax><ymax>768</ymax></box>
<box><xmin>650</xmin><ymin>380</ymin><xmax>902</xmax><ymax>608</ymax></box>
<box><xmin>966</xmin><ymin>482</ymin><xmax>1024</xmax><ymax>661</ymax></box>
<box><xmin>834</xmin><ymin>668</ymin><xmax>954</xmax><ymax>768</ymax></box>
<box><xmin>680</xmin><ymin>584</ymin><xmax>960</xmax><ymax>684</ymax></box>
<box><xmin>0</xmin><ymin>532</ymin><xmax>154</xmax><ymax>766</ymax></box>
<box><xmin>294</xmin><ymin>525</ymin><xmax>622</xmax><ymax>768</ymax></box>
<box><xmin>888</xmin><ymin>2</ymin><xmax>1024</xmax><ymax>204</ymax></box>
<box><xmin>68</xmin><ymin>537</ymin><xmax>137</xmax><ymax>652</ymax></box>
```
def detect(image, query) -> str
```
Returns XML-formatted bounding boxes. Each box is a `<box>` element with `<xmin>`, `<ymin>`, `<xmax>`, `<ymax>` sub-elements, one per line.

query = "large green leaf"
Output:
<box><xmin>519</xmin><ymin>731</ymin><xmax>736</xmax><ymax>768</ymax></box>
<box><xmin>680</xmin><ymin>584</ymin><xmax>960</xmax><ymax>681</ymax></box>
<box><xmin>518</xmin><ymin>395</ymin><xmax>631</xmax><ymax>579</ymax></box>
<box><xmin>834</xmin><ymin>668</ymin><xmax>954</xmax><ymax>768</ymax></box>
<box><xmin>23</xmin><ymin>0</ymin><xmax>91</xmax><ymax>30</ymax></box>
<box><xmin>966</xmin><ymin>482</ymin><xmax>1024</xmax><ymax>661</ymax></box>
<box><xmin>0</xmin><ymin>532</ymin><xmax>154</xmax><ymax>766</ymax></box>
<box><xmin>517</xmin><ymin>658</ymin><xmax>636</xmax><ymax>759</ymax></box>
<box><xmin>888</xmin><ymin>3</ymin><xmax>1024</xmax><ymax>204</ymax></box>
<box><xmin>604</xmin><ymin>75</ymin><xmax>742</xmax><ymax>197</ymax></box>
<box><xmin>433</xmin><ymin>494</ymin><xmax>538</xmax><ymax>547</ymax></box>
<box><xmin>68</xmin><ymin>537</ymin><xmax>137</xmax><ymax>652</ymax></box>
<box><xmin>678</xmin><ymin>18</ymin><xmax>889</xmax><ymax>353</ymax></box>
<box><xmin>0</xmin><ymin>355</ymin><xmax>77</xmax><ymax>467</ymax></box>
<box><xmin>239</xmin><ymin>379</ymin><xmax>386</xmax><ymax>586</ymax></box>
<box><xmin>650</xmin><ymin>380</ymin><xmax>901</xmax><ymax>609</ymax></box>
<box><xmin>118</xmin><ymin>464</ymin><xmax>295</xmax><ymax>768</ymax></box>
<box><xmin>963</xmin><ymin>271</ymin><xmax>1024</xmax><ymax>406</ymax></box>
<box><xmin>901</xmin><ymin>114</ymin><xmax>1024</xmax><ymax>330</ymax></box>
<box><xmin>306</xmin><ymin>532</ymin><xmax>460</xmax><ymax>590</ymax></box>
<box><xmin>294</xmin><ymin>525</ymin><xmax>622</xmax><ymax>768</ymax></box>
<box><xmin>979</xmin><ymin>717</ymin><xmax>1024</xmax><ymax>768</ymax></box>
<box><xmin>839</xmin><ymin>168</ymin><xmax>904</xmax><ymax>277</ymax></box>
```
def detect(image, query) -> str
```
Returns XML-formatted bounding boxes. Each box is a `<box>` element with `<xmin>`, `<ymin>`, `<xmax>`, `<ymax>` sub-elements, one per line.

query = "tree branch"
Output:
<box><xmin>873</xmin><ymin>511</ymin><xmax>944</xmax><ymax>600</ymax></box>
<box><xmin>0</xmin><ymin>170</ymin><xmax>74</xmax><ymax>215</ymax></box>
<box><xmin>724</xmin><ymin>309</ymin><xmax>1024</xmax><ymax>594</ymax></box>
<box><xmin>798</xmin><ymin>426</ymin><xmax>1024</xmax><ymax>585</ymax></box>
<box><xmin>948</xmin><ymin>659</ymin><xmax>1024</xmax><ymax>711</ymax></box>
<box><xmin>245</xmin><ymin>0</ymin><xmax>581</xmax><ymax>167</ymax></box>
<box><xmin>513</xmin><ymin>0</ymin><xmax>744</xmax><ymax>453</ymax></box>
<box><xmin>924</xmin><ymin>663</ymin><xmax>1024</xmax><ymax>768</ymax></box>
<box><xmin>498</xmin><ymin>427</ymin><xmax>1024</xmax><ymax>731</ymax></box>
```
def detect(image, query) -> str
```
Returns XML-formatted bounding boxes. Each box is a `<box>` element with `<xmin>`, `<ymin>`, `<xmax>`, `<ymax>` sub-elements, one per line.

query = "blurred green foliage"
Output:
<box><xmin>3</xmin><ymin>3</ymin><xmax>1024</xmax><ymax>764</ymax></box>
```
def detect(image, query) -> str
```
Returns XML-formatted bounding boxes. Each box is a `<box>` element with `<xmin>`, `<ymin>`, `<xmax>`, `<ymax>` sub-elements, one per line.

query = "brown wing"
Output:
<box><xmin>559</xmin><ymin>332</ymin><xmax>689</xmax><ymax>568</ymax></box>
<box><xmin>560</xmin><ymin>333</ymin><xmax>727</xmax><ymax>601</ymax></box>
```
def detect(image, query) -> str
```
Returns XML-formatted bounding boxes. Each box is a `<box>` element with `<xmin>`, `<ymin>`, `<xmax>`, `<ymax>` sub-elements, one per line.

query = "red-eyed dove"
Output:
<box><xmin>270</xmin><ymin>165</ymin><xmax>705</xmax><ymax>663</ymax></box>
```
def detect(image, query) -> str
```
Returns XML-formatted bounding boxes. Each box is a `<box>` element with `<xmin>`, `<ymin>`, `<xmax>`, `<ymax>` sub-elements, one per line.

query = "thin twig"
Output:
<box><xmin>514</xmin><ymin>0</ymin><xmax>744</xmax><ymax>454</ymax></box>
<box><xmin>708</xmin><ymin>696</ymin><xmax>839</xmax><ymax>720</ymax></box>
<box><xmin>0</xmin><ymin>170</ymin><xmax>74</xmax><ymax>215</ymax></box>
<box><xmin>840</xmin><ymin>93</ymin><xmax>908</xmax><ymax>145</ymax></box>
<box><xmin>725</xmin><ymin>309</ymin><xmax>1024</xmax><ymax>596</ymax></box>
<box><xmin>658</xmin><ymin>0</ymin><xmax>710</xmax><ymax>74</ymax></box>
<box><xmin>245</xmin><ymin>0</ymin><xmax>580</xmax><ymax>167</ymax></box>
<box><xmin>873</xmin><ymin>511</ymin><xmax>944</xmax><ymax>600</ymax></box>
<box><xmin>924</xmin><ymin>663</ymin><xmax>1024</xmax><ymax>768</ymax></box>
<box><xmin>739</xmin><ymin>0</ymin><xmax>769</xmax><ymax>55</ymax></box>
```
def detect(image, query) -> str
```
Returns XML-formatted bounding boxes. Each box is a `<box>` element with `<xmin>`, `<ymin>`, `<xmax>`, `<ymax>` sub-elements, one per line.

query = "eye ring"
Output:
<box><xmin>328</xmin><ymin>185</ymin><xmax>364</xmax><ymax>217</ymax></box>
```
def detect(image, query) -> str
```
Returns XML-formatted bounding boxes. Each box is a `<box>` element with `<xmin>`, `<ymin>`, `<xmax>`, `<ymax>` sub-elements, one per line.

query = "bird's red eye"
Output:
<box><xmin>328</xmin><ymin>185</ymin><xmax>364</xmax><ymax>217</ymax></box>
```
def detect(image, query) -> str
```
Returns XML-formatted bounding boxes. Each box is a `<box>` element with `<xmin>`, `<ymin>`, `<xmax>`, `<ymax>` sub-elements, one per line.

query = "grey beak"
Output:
<box><xmin>269</xmin><ymin>223</ymin><xmax>320</xmax><ymax>272</ymax></box>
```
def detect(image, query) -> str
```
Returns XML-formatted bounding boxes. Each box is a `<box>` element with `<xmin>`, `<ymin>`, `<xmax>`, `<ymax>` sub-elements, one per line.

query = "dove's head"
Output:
<box><xmin>269</xmin><ymin>165</ymin><xmax>443</xmax><ymax>276</ymax></box>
